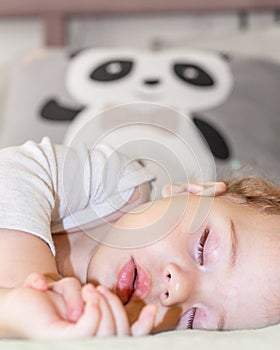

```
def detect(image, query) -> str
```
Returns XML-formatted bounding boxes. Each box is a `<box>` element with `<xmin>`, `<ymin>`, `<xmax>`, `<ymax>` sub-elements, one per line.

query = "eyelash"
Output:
<box><xmin>197</xmin><ymin>228</ymin><xmax>210</xmax><ymax>265</ymax></box>
<box><xmin>184</xmin><ymin>230</ymin><xmax>209</xmax><ymax>329</ymax></box>
<box><xmin>186</xmin><ymin>308</ymin><xmax>197</xmax><ymax>329</ymax></box>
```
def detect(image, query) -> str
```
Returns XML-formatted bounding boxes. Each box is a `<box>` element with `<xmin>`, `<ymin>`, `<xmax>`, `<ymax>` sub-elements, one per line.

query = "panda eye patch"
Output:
<box><xmin>174</xmin><ymin>63</ymin><xmax>214</xmax><ymax>87</ymax></box>
<box><xmin>90</xmin><ymin>60</ymin><xmax>133</xmax><ymax>82</ymax></box>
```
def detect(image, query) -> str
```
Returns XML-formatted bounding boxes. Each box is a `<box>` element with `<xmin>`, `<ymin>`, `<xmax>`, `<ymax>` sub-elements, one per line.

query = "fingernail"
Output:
<box><xmin>171</xmin><ymin>184</ymin><xmax>186</xmax><ymax>194</ymax></box>
<box><xmin>188</xmin><ymin>184</ymin><xmax>203</xmax><ymax>194</ymax></box>
<box><xmin>97</xmin><ymin>285</ymin><xmax>109</xmax><ymax>294</ymax></box>
<box><xmin>69</xmin><ymin>306</ymin><xmax>83</xmax><ymax>322</ymax></box>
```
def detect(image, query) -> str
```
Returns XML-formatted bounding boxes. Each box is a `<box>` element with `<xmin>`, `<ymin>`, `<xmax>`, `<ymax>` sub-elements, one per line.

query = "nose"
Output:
<box><xmin>160</xmin><ymin>263</ymin><xmax>194</xmax><ymax>307</ymax></box>
<box><xmin>143</xmin><ymin>78</ymin><xmax>161</xmax><ymax>86</ymax></box>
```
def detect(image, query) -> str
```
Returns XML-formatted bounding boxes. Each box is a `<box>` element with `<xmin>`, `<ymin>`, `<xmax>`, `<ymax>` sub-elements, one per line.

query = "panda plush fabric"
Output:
<box><xmin>60</xmin><ymin>49</ymin><xmax>232</xmax><ymax>143</ymax></box>
<box><xmin>56</xmin><ymin>49</ymin><xmax>234</xmax><ymax>193</ymax></box>
<box><xmin>1</xmin><ymin>48</ymin><xmax>280</xmax><ymax>185</ymax></box>
<box><xmin>40</xmin><ymin>48</ymin><xmax>233</xmax><ymax>192</ymax></box>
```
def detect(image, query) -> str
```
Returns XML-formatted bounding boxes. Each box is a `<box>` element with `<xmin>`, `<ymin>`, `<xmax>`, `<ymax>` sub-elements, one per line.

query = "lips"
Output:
<box><xmin>116</xmin><ymin>257</ymin><xmax>137</xmax><ymax>304</ymax></box>
<box><xmin>116</xmin><ymin>257</ymin><xmax>150</xmax><ymax>305</ymax></box>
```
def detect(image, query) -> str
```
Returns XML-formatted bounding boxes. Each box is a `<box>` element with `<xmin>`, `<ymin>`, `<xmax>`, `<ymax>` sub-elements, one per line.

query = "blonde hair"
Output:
<box><xmin>224</xmin><ymin>177</ymin><xmax>280</xmax><ymax>215</ymax></box>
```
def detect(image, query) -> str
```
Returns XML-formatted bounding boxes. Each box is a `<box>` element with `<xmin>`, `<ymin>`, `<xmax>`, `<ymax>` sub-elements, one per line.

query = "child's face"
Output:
<box><xmin>87</xmin><ymin>194</ymin><xmax>280</xmax><ymax>332</ymax></box>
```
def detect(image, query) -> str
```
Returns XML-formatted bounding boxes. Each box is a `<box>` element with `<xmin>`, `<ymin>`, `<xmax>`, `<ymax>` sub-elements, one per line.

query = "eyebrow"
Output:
<box><xmin>217</xmin><ymin>220</ymin><xmax>239</xmax><ymax>330</ymax></box>
<box><xmin>229</xmin><ymin>219</ymin><xmax>239</xmax><ymax>271</ymax></box>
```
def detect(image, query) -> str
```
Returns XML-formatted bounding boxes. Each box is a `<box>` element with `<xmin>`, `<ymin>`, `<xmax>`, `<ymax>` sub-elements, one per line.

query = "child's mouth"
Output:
<box><xmin>116</xmin><ymin>257</ymin><xmax>137</xmax><ymax>305</ymax></box>
<box><xmin>116</xmin><ymin>257</ymin><xmax>151</xmax><ymax>305</ymax></box>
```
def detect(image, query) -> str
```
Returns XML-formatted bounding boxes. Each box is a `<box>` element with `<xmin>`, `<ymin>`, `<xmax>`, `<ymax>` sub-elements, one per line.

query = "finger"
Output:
<box><xmin>45</xmin><ymin>288</ymin><xmax>101</xmax><ymax>339</ymax></box>
<box><xmin>161</xmin><ymin>182</ymin><xmax>203</xmax><ymax>197</ymax></box>
<box><xmin>84</xmin><ymin>286</ymin><xmax>116</xmax><ymax>336</ymax></box>
<box><xmin>51</xmin><ymin>278</ymin><xmax>84</xmax><ymax>322</ymax></box>
<box><xmin>24</xmin><ymin>273</ymin><xmax>48</xmax><ymax>291</ymax></box>
<box><xmin>131</xmin><ymin>304</ymin><xmax>158</xmax><ymax>336</ymax></box>
<box><xmin>83</xmin><ymin>284</ymin><xmax>116</xmax><ymax>336</ymax></box>
<box><xmin>95</xmin><ymin>294</ymin><xmax>116</xmax><ymax>336</ymax></box>
<box><xmin>162</xmin><ymin>182</ymin><xmax>227</xmax><ymax>198</ymax></box>
<box><xmin>161</xmin><ymin>183</ymin><xmax>181</xmax><ymax>197</ymax></box>
<box><xmin>198</xmin><ymin>182</ymin><xmax>227</xmax><ymax>196</ymax></box>
<box><xmin>74</xmin><ymin>285</ymin><xmax>101</xmax><ymax>336</ymax></box>
<box><xmin>97</xmin><ymin>285</ymin><xmax>130</xmax><ymax>336</ymax></box>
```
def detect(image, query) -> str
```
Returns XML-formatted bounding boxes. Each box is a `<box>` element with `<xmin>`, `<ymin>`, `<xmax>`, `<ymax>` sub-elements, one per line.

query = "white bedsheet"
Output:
<box><xmin>1</xmin><ymin>325</ymin><xmax>279</xmax><ymax>350</ymax></box>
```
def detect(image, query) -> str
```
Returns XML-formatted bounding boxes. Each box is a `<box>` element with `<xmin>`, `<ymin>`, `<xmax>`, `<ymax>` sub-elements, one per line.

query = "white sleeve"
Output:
<box><xmin>0</xmin><ymin>138</ymin><xmax>58</xmax><ymax>254</ymax></box>
<box><xmin>52</xmin><ymin>142</ymin><xmax>155</xmax><ymax>233</ymax></box>
<box><xmin>0</xmin><ymin>138</ymin><xmax>154</xmax><ymax>255</ymax></box>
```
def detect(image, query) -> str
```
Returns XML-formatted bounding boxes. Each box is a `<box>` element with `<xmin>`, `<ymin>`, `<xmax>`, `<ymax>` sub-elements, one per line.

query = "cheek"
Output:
<box><xmin>88</xmin><ymin>246</ymin><xmax>122</xmax><ymax>283</ymax></box>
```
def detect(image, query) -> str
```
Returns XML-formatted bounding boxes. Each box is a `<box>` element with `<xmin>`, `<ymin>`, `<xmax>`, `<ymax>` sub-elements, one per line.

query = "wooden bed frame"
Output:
<box><xmin>0</xmin><ymin>0</ymin><xmax>279</xmax><ymax>46</ymax></box>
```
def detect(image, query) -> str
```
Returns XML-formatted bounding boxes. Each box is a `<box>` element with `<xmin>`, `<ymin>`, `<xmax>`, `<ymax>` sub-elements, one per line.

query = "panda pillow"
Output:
<box><xmin>56</xmin><ymin>48</ymin><xmax>234</xmax><ymax>193</ymax></box>
<box><xmin>1</xmin><ymin>47</ymin><xmax>280</xmax><ymax>184</ymax></box>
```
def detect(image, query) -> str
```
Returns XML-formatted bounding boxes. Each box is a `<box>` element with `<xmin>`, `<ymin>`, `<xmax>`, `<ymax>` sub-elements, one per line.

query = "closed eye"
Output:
<box><xmin>177</xmin><ymin>307</ymin><xmax>197</xmax><ymax>330</ymax></box>
<box><xmin>197</xmin><ymin>228</ymin><xmax>210</xmax><ymax>265</ymax></box>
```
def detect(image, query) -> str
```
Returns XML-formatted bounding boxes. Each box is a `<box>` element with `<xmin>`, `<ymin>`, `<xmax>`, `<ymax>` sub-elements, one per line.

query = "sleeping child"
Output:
<box><xmin>0</xmin><ymin>137</ymin><xmax>279</xmax><ymax>338</ymax></box>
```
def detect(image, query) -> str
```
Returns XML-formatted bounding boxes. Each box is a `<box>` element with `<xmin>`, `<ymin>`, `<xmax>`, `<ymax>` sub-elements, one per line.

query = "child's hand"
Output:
<box><xmin>2</xmin><ymin>283</ymin><xmax>101</xmax><ymax>339</ymax></box>
<box><xmin>25</xmin><ymin>274</ymin><xmax>158</xmax><ymax>337</ymax></box>
<box><xmin>24</xmin><ymin>273</ymin><xmax>84</xmax><ymax>322</ymax></box>
<box><xmin>162</xmin><ymin>181</ymin><xmax>226</xmax><ymax>198</ymax></box>
<box><xmin>83</xmin><ymin>284</ymin><xmax>157</xmax><ymax>336</ymax></box>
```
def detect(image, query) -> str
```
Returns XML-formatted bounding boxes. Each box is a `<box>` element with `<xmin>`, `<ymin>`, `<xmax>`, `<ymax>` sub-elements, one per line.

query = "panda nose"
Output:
<box><xmin>143</xmin><ymin>78</ymin><xmax>161</xmax><ymax>86</ymax></box>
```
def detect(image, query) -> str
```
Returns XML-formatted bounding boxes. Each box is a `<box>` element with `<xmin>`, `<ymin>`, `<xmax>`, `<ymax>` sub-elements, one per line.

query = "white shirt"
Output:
<box><xmin>0</xmin><ymin>138</ymin><xmax>154</xmax><ymax>254</ymax></box>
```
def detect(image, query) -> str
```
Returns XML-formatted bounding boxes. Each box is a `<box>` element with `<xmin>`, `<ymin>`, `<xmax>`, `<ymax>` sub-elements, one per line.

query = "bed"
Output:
<box><xmin>0</xmin><ymin>1</ymin><xmax>280</xmax><ymax>349</ymax></box>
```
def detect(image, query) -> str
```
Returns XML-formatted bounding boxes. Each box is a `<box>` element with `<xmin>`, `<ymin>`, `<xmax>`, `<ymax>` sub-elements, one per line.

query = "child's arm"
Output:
<box><xmin>0</xmin><ymin>138</ymin><xmax>154</xmax><ymax>285</ymax></box>
<box><xmin>0</xmin><ymin>138</ymin><xmax>154</xmax><ymax>250</ymax></box>
<box><xmin>0</xmin><ymin>138</ymin><xmax>154</xmax><ymax>338</ymax></box>
<box><xmin>0</xmin><ymin>229</ymin><xmax>86</xmax><ymax>324</ymax></box>
<box><xmin>0</xmin><ymin>229</ymin><xmax>59</xmax><ymax>287</ymax></box>
<box><xmin>0</xmin><ymin>229</ymin><xmax>93</xmax><ymax>338</ymax></box>
<box><xmin>0</xmin><ymin>229</ymin><xmax>157</xmax><ymax>338</ymax></box>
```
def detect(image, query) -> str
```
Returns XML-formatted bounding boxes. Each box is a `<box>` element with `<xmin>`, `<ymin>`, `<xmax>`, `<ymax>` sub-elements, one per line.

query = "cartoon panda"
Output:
<box><xmin>41</xmin><ymin>48</ymin><xmax>233</xmax><ymax>194</ymax></box>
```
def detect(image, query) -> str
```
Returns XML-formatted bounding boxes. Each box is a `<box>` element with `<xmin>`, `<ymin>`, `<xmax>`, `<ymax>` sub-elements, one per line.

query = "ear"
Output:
<box><xmin>68</xmin><ymin>48</ymin><xmax>87</xmax><ymax>59</ymax></box>
<box><xmin>220</xmin><ymin>52</ymin><xmax>232</xmax><ymax>62</ymax></box>
<box><xmin>161</xmin><ymin>182</ymin><xmax>227</xmax><ymax>198</ymax></box>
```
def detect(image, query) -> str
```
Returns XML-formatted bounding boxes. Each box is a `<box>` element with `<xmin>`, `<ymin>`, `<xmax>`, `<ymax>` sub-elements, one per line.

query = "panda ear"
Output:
<box><xmin>192</xmin><ymin>114</ymin><xmax>231</xmax><ymax>160</ymax></box>
<box><xmin>219</xmin><ymin>52</ymin><xmax>232</xmax><ymax>62</ymax></box>
<box><xmin>68</xmin><ymin>48</ymin><xmax>87</xmax><ymax>59</ymax></box>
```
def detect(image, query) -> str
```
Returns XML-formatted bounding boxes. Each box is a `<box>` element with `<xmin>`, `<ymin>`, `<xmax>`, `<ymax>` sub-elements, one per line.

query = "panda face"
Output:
<box><xmin>66</xmin><ymin>49</ymin><xmax>233</xmax><ymax>112</ymax></box>
<box><xmin>90</xmin><ymin>60</ymin><xmax>215</xmax><ymax>87</ymax></box>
